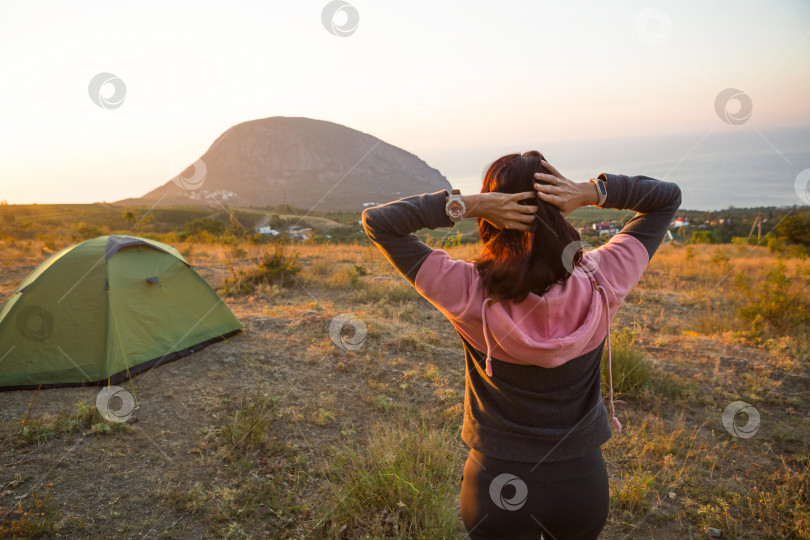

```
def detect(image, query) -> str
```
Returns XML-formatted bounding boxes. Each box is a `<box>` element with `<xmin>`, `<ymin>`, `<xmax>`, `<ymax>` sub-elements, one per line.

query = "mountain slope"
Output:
<box><xmin>120</xmin><ymin>116</ymin><xmax>451</xmax><ymax>211</ymax></box>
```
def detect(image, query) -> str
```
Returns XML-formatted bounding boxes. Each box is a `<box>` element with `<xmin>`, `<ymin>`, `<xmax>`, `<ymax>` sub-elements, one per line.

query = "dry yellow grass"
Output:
<box><xmin>0</xmin><ymin>235</ymin><xmax>808</xmax><ymax>538</ymax></box>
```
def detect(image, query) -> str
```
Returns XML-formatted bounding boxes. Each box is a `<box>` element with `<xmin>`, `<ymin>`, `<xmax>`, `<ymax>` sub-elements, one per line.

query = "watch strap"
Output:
<box><xmin>590</xmin><ymin>179</ymin><xmax>607</xmax><ymax>207</ymax></box>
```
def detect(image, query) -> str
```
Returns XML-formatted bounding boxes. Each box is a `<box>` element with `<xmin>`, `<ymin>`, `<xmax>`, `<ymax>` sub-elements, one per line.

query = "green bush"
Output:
<box><xmin>19</xmin><ymin>400</ymin><xmax>130</xmax><ymax>444</ymax></box>
<box><xmin>767</xmin><ymin>234</ymin><xmax>785</xmax><ymax>254</ymax></box>
<box><xmin>736</xmin><ymin>260</ymin><xmax>810</xmax><ymax>337</ymax></box>
<box><xmin>218</xmin><ymin>394</ymin><xmax>282</xmax><ymax>460</ymax></box>
<box><xmin>690</xmin><ymin>230</ymin><xmax>717</xmax><ymax>244</ymax></box>
<box><xmin>776</xmin><ymin>214</ymin><xmax>810</xmax><ymax>247</ymax></box>
<box><xmin>732</xmin><ymin>236</ymin><xmax>758</xmax><ymax>249</ymax></box>
<box><xmin>180</xmin><ymin>218</ymin><xmax>227</xmax><ymax>240</ymax></box>
<box><xmin>221</xmin><ymin>244</ymin><xmax>301</xmax><ymax>295</ymax></box>
<box><xmin>601</xmin><ymin>328</ymin><xmax>654</xmax><ymax>398</ymax></box>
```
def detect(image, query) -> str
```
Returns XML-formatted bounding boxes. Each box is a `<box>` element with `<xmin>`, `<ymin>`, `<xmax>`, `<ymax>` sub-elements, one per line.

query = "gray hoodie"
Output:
<box><xmin>363</xmin><ymin>172</ymin><xmax>681</xmax><ymax>463</ymax></box>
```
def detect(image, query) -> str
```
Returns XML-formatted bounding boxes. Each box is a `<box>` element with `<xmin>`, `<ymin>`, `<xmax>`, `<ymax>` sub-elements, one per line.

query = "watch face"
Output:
<box><xmin>448</xmin><ymin>201</ymin><xmax>464</xmax><ymax>218</ymax></box>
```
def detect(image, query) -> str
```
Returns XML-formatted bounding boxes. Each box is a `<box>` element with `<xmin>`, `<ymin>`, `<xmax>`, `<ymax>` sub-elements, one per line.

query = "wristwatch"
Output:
<box><xmin>445</xmin><ymin>189</ymin><xmax>466</xmax><ymax>222</ymax></box>
<box><xmin>590</xmin><ymin>178</ymin><xmax>607</xmax><ymax>207</ymax></box>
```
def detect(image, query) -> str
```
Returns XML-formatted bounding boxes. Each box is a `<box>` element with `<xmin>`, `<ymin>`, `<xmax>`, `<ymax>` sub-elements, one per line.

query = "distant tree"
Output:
<box><xmin>122</xmin><ymin>210</ymin><xmax>152</xmax><ymax>231</ymax></box>
<box><xmin>776</xmin><ymin>214</ymin><xmax>810</xmax><ymax>246</ymax></box>
<box><xmin>182</xmin><ymin>218</ymin><xmax>226</xmax><ymax>238</ymax></box>
<box><xmin>690</xmin><ymin>230</ymin><xmax>717</xmax><ymax>244</ymax></box>
<box><xmin>269</xmin><ymin>214</ymin><xmax>285</xmax><ymax>229</ymax></box>
<box><xmin>73</xmin><ymin>222</ymin><xmax>104</xmax><ymax>240</ymax></box>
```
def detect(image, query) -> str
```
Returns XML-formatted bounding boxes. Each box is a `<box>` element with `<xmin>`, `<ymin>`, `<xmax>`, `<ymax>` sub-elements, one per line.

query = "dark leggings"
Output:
<box><xmin>460</xmin><ymin>447</ymin><xmax>609</xmax><ymax>539</ymax></box>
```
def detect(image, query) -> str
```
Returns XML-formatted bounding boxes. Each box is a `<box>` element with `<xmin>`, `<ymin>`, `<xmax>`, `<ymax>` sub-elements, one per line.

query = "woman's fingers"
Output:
<box><xmin>505</xmin><ymin>216</ymin><xmax>533</xmax><ymax>231</ymax></box>
<box><xmin>536</xmin><ymin>160</ymin><xmax>570</xmax><ymax>187</ymax></box>
<box><xmin>513</xmin><ymin>191</ymin><xmax>538</xmax><ymax>200</ymax></box>
<box><xmin>517</xmin><ymin>211</ymin><xmax>537</xmax><ymax>223</ymax></box>
<box><xmin>535</xmin><ymin>183</ymin><xmax>561</xmax><ymax>199</ymax></box>
<box><xmin>517</xmin><ymin>204</ymin><xmax>539</xmax><ymax>214</ymax></box>
<box><xmin>537</xmin><ymin>192</ymin><xmax>564</xmax><ymax>207</ymax></box>
<box><xmin>540</xmin><ymin>159</ymin><xmax>562</xmax><ymax>177</ymax></box>
<box><xmin>534</xmin><ymin>173</ymin><xmax>567</xmax><ymax>188</ymax></box>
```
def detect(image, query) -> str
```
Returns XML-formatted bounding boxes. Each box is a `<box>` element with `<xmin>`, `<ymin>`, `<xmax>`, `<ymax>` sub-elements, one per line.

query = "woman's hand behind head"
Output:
<box><xmin>534</xmin><ymin>159</ymin><xmax>598</xmax><ymax>217</ymax></box>
<box><xmin>474</xmin><ymin>152</ymin><xmax>586</xmax><ymax>302</ymax></box>
<box><xmin>465</xmin><ymin>191</ymin><xmax>538</xmax><ymax>232</ymax></box>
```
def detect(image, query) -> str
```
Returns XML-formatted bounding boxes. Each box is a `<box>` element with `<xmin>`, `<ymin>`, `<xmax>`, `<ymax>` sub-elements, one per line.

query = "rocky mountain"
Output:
<box><xmin>119</xmin><ymin>116</ymin><xmax>451</xmax><ymax>211</ymax></box>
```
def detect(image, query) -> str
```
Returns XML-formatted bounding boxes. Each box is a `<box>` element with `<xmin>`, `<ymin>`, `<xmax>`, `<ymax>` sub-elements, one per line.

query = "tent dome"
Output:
<box><xmin>0</xmin><ymin>235</ymin><xmax>243</xmax><ymax>390</ymax></box>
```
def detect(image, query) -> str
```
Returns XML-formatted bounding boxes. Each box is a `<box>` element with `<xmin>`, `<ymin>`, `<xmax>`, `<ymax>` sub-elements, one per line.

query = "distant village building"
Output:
<box><xmin>671</xmin><ymin>217</ymin><xmax>690</xmax><ymax>227</ymax></box>
<box><xmin>592</xmin><ymin>222</ymin><xmax>620</xmax><ymax>235</ymax></box>
<box><xmin>186</xmin><ymin>189</ymin><xmax>238</xmax><ymax>202</ymax></box>
<box><xmin>257</xmin><ymin>224</ymin><xmax>313</xmax><ymax>241</ymax></box>
<box><xmin>286</xmin><ymin>225</ymin><xmax>313</xmax><ymax>241</ymax></box>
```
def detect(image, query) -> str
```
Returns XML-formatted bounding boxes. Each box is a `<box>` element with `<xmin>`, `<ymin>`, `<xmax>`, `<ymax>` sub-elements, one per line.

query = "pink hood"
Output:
<box><xmin>413</xmin><ymin>233</ymin><xmax>650</xmax><ymax>433</ymax></box>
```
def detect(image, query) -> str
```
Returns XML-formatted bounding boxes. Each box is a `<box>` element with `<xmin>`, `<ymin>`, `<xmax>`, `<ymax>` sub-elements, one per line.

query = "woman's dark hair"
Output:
<box><xmin>473</xmin><ymin>150</ymin><xmax>582</xmax><ymax>303</ymax></box>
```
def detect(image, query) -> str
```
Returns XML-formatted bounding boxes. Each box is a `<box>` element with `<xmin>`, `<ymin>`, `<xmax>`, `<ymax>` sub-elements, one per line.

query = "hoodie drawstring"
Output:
<box><xmin>481</xmin><ymin>296</ymin><xmax>494</xmax><ymax>377</ymax></box>
<box><xmin>596</xmin><ymin>283</ymin><xmax>623</xmax><ymax>433</ymax></box>
<box><xmin>480</xmin><ymin>286</ymin><xmax>622</xmax><ymax>433</ymax></box>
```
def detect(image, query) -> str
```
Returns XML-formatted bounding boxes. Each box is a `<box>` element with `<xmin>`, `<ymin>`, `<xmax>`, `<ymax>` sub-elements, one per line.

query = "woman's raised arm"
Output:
<box><xmin>362</xmin><ymin>190</ymin><xmax>540</xmax><ymax>284</ymax></box>
<box><xmin>595</xmin><ymin>172</ymin><xmax>682</xmax><ymax>260</ymax></box>
<box><xmin>362</xmin><ymin>191</ymin><xmax>454</xmax><ymax>285</ymax></box>
<box><xmin>534</xmin><ymin>159</ymin><xmax>682</xmax><ymax>261</ymax></box>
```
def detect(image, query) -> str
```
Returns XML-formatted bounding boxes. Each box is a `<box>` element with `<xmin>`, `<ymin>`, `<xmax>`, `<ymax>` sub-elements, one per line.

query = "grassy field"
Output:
<box><xmin>0</xmin><ymin>224</ymin><xmax>808</xmax><ymax>538</ymax></box>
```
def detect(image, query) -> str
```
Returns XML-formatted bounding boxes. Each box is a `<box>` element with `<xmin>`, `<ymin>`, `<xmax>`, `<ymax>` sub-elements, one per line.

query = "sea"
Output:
<box><xmin>447</xmin><ymin>124</ymin><xmax>810</xmax><ymax>212</ymax></box>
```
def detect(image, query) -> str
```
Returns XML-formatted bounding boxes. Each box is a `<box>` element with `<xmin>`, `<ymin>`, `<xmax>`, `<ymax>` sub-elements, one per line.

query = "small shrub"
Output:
<box><xmin>326</xmin><ymin>265</ymin><xmax>362</xmax><ymax>290</ymax></box>
<box><xmin>611</xmin><ymin>469</ymin><xmax>655</xmax><ymax>519</ymax></box>
<box><xmin>767</xmin><ymin>234</ymin><xmax>785</xmax><ymax>254</ymax></box>
<box><xmin>736</xmin><ymin>260</ymin><xmax>810</xmax><ymax>337</ymax></box>
<box><xmin>0</xmin><ymin>484</ymin><xmax>59</xmax><ymax>536</ymax></box>
<box><xmin>731</xmin><ymin>236</ymin><xmax>757</xmax><ymax>250</ymax></box>
<box><xmin>217</xmin><ymin>393</ymin><xmax>282</xmax><ymax>460</ymax></box>
<box><xmin>601</xmin><ymin>328</ymin><xmax>654</xmax><ymax>398</ymax></box>
<box><xmin>229</xmin><ymin>245</ymin><xmax>247</xmax><ymax>259</ymax></box>
<box><xmin>72</xmin><ymin>222</ymin><xmax>104</xmax><ymax>240</ymax></box>
<box><xmin>19</xmin><ymin>401</ymin><xmax>130</xmax><ymax>444</ymax></box>
<box><xmin>312</xmin><ymin>260</ymin><xmax>331</xmax><ymax>276</ymax></box>
<box><xmin>710</xmin><ymin>249</ymin><xmax>730</xmax><ymax>267</ymax></box>
<box><xmin>221</xmin><ymin>244</ymin><xmax>301</xmax><ymax>296</ymax></box>
<box><xmin>369</xmin><ymin>394</ymin><xmax>394</xmax><ymax>412</ymax></box>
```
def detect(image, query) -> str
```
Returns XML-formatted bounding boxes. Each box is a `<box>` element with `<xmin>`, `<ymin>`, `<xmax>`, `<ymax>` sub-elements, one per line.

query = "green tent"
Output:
<box><xmin>0</xmin><ymin>235</ymin><xmax>243</xmax><ymax>390</ymax></box>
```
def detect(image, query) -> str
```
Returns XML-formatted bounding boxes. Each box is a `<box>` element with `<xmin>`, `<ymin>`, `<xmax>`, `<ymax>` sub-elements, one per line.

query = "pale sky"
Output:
<box><xmin>1</xmin><ymin>0</ymin><xmax>809</xmax><ymax>204</ymax></box>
